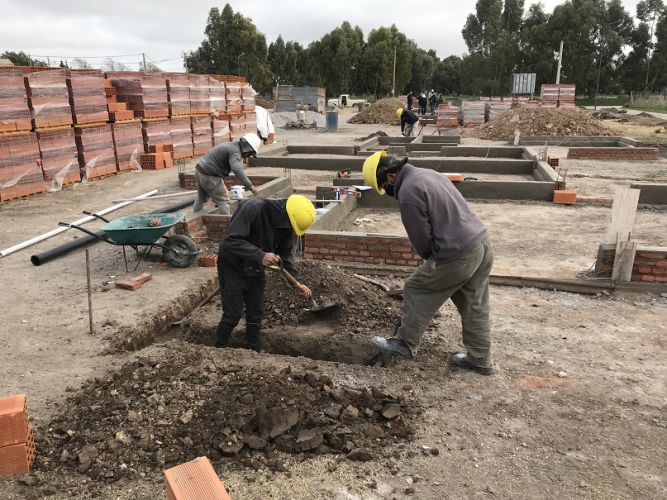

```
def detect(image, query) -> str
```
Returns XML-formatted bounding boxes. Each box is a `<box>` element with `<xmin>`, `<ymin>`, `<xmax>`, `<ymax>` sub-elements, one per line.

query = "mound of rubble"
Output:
<box><xmin>35</xmin><ymin>342</ymin><xmax>418</xmax><ymax>482</ymax></box>
<box><xmin>465</xmin><ymin>107</ymin><xmax>614</xmax><ymax>140</ymax></box>
<box><xmin>263</xmin><ymin>260</ymin><xmax>401</xmax><ymax>334</ymax></box>
<box><xmin>349</xmin><ymin>98</ymin><xmax>404</xmax><ymax>125</ymax></box>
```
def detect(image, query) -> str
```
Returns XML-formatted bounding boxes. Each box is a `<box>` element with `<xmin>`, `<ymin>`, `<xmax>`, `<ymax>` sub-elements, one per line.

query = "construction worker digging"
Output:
<box><xmin>397</xmin><ymin>108</ymin><xmax>419</xmax><ymax>137</ymax></box>
<box><xmin>215</xmin><ymin>195</ymin><xmax>316</xmax><ymax>352</ymax></box>
<box><xmin>193</xmin><ymin>133</ymin><xmax>262</xmax><ymax>215</ymax></box>
<box><xmin>363</xmin><ymin>152</ymin><xmax>495</xmax><ymax>375</ymax></box>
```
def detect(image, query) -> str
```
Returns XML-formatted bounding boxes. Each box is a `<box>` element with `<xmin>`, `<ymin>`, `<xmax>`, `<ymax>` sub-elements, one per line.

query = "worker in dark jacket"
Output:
<box><xmin>406</xmin><ymin>92</ymin><xmax>413</xmax><ymax>110</ymax></box>
<box><xmin>429</xmin><ymin>92</ymin><xmax>438</xmax><ymax>115</ymax></box>
<box><xmin>363</xmin><ymin>152</ymin><xmax>495</xmax><ymax>375</ymax></box>
<box><xmin>215</xmin><ymin>195</ymin><xmax>316</xmax><ymax>352</ymax></box>
<box><xmin>418</xmin><ymin>93</ymin><xmax>427</xmax><ymax>115</ymax></box>
<box><xmin>397</xmin><ymin>108</ymin><xmax>419</xmax><ymax>137</ymax></box>
<box><xmin>193</xmin><ymin>133</ymin><xmax>261</xmax><ymax>215</ymax></box>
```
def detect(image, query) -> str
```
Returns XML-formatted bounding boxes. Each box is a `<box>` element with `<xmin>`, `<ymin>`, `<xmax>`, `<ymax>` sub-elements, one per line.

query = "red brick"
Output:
<box><xmin>637</xmin><ymin>252</ymin><xmax>666</xmax><ymax>259</ymax></box>
<box><xmin>603</xmin><ymin>250</ymin><xmax>616</xmax><ymax>257</ymax></box>
<box><xmin>115</xmin><ymin>272</ymin><xmax>153</xmax><ymax>291</ymax></box>
<box><xmin>553</xmin><ymin>190</ymin><xmax>577</xmax><ymax>205</ymax></box>
<box><xmin>407</xmin><ymin>260</ymin><xmax>420</xmax><ymax>266</ymax></box>
<box><xmin>634</xmin><ymin>259</ymin><xmax>657</xmax><ymax>267</ymax></box>
<box><xmin>303</xmin><ymin>253</ymin><xmax>314</xmax><ymax>259</ymax></box>
<box><xmin>656</xmin><ymin>261</ymin><xmax>667</xmax><ymax>267</ymax></box>
<box><xmin>638</xmin><ymin>267</ymin><xmax>652</xmax><ymax>274</ymax></box>
<box><xmin>642</xmin><ymin>275</ymin><xmax>656</xmax><ymax>282</ymax></box>
<box><xmin>631</xmin><ymin>274</ymin><xmax>642</xmax><ymax>281</ymax></box>
<box><xmin>200</xmin><ymin>254</ymin><xmax>218</xmax><ymax>267</ymax></box>
<box><xmin>164</xmin><ymin>457</ymin><xmax>231</xmax><ymax>500</ymax></box>
<box><xmin>655</xmin><ymin>276</ymin><xmax>667</xmax><ymax>282</ymax></box>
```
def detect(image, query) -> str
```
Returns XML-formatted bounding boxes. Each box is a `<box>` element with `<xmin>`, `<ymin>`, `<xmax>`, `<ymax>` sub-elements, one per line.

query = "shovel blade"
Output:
<box><xmin>309</xmin><ymin>301</ymin><xmax>339</xmax><ymax>313</ymax></box>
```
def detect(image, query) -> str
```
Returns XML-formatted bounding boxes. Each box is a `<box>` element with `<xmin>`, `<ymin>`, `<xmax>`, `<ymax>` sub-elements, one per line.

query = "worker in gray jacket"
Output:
<box><xmin>193</xmin><ymin>133</ymin><xmax>261</xmax><ymax>215</ymax></box>
<box><xmin>363</xmin><ymin>151</ymin><xmax>495</xmax><ymax>375</ymax></box>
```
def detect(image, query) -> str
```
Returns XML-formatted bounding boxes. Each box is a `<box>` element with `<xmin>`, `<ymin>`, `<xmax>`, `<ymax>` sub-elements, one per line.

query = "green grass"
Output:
<box><xmin>625</xmin><ymin>97</ymin><xmax>667</xmax><ymax>113</ymax></box>
<box><xmin>644</xmin><ymin>169</ymin><xmax>667</xmax><ymax>181</ymax></box>
<box><xmin>575</xmin><ymin>95</ymin><xmax>630</xmax><ymax>107</ymax></box>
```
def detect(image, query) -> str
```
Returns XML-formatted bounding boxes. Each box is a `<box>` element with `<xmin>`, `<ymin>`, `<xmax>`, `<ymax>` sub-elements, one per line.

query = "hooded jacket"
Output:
<box><xmin>219</xmin><ymin>197</ymin><xmax>300</xmax><ymax>280</ymax></box>
<box><xmin>197</xmin><ymin>140</ymin><xmax>253</xmax><ymax>189</ymax></box>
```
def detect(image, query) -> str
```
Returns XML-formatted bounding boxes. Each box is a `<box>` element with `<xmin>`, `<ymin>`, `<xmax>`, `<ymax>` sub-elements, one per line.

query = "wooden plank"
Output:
<box><xmin>604</xmin><ymin>187</ymin><xmax>640</xmax><ymax>244</ymax></box>
<box><xmin>612</xmin><ymin>240</ymin><xmax>637</xmax><ymax>282</ymax></box>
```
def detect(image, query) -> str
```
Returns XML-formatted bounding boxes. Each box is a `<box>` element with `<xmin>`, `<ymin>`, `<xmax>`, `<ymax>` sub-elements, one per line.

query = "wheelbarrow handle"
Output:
<box><xmin>59</xmin><ymin>222</ymin><xmax>110</xmax><ymax>242</ymax></box>
<box><xmin>82</xmin><ymin>211</ymin><xmax>110</xmax><ymax>223</ymax></box>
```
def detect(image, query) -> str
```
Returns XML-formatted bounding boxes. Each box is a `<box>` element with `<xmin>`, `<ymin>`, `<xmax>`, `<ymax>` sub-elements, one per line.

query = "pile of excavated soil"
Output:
<box><xmin>263</xmin><ymin>260</ymin><xmax>401</xmax><ymax>334</ymax></box>
<box><xmin>35</xmin><ymin>342</ymin><xmax>417</xmax><ymax>482</ymax></box>
<box><xmin>348</xmin><ymin>98</ymin><xmax>404</xmax><ymax>125</ymax></box>
<box><xmin>355</xmin><ymin>130</ymin><xmax>388</xmax><ymax>141</ymax></box>
<box><xmin>465</xmin><ymin>107</ymin><xmax>614</xmax><ymax>140</ymax></box>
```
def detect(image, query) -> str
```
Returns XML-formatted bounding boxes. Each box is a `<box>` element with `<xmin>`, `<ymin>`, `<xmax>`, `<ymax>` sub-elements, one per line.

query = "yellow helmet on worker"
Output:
<box><xmin>286</xmin><ymin>195</ymin><xmax>316</xmax><ymax>236</ymax></box>
<box><xmin>362</xmin><ymin>151</ymin><xmax>388</xmax><ymax>195</ymax></box>
<box><xmin>396</xmin><ymin>108</ymin><xmax>403</xmax><ymax>118</ymax></box>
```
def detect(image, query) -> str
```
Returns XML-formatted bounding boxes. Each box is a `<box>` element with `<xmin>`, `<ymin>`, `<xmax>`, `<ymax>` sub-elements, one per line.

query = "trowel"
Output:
<box><xmin>271</xmin><ymin>257</ymin><xmax>339</xmax><ymax>313</ymax></box>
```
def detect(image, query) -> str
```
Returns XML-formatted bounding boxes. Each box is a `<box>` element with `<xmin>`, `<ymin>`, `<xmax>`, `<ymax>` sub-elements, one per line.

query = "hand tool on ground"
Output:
<box><xmin>171</xmin><ymin>286</ymin><xmax>220</xmax><ymax>326</ymax></box>
<box><xmin>352</xmin><ymin>274</ymin><xmax>390</xmax><ymax>292</ymax></box>
<box><xmin>270</xmin><ymin>257</ymin><xmax>339</xmax><ymax>312</ymax></box>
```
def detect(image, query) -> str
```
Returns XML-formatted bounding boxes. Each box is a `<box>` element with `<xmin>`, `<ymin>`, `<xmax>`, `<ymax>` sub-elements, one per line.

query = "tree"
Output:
<box><xmin>104</xmin><ymin>58</ymin><xmax>130</xmax><ymax>71</ymax></box>
<box><xmin>518</xmin><ymin>3</ymin><xmax>555</xmax><ymax>89</ymax></box>
<box><xmin>462</xmin><ymin>0</ymin><xmax>504</xmax><ymax>56</ymax></box>
<box><xmin>318</xmin><ymin>22</ymin><xmax>365</xmax><ymax>96</ymax></box>
<box><xmin>184</xmin><ymin>4</ymin><xmax>271</xmax><ymax>89</ymax></box>
<box><xmin>1</xmin><ymin>51</ymin><xmax>46</xmax><ymax>67</ymax></box>
<box><xmin>637</xmin><ymin>0</ymin><xmax>665</xmax><ymax>87</ymax></box>
<box><xmin>139</xmin><ymin>61</ymin><xmax>162</xmax><ymax>72</ymax></box>
<box><xmin>72</xmin><ymin>58</ymin><xmax>92</xmax><ymax>69</ymax></box>
<box><xmin>268</xmin><ymin>35</ymin><xmax>300</xmax><ymax>86</ymax></box>
<box><xmin>406</xmin><ymin>47</ymin><xmax>437</xmax><ymax>93</ymax></box>
<box><xmin>360</xmin><ymin>25</ymin><xmax>413</xmax><ymax>98</ymax></box>
<box><xmin>432</xmin><ymin>56</ymin><xmax>463</xmax><ymax>95</ymax></box>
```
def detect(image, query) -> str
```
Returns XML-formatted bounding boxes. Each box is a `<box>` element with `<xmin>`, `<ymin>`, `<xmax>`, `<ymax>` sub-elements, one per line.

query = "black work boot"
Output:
<box><xmin>452</xmin><ymin>353</ymin><xmax>494</xmax><ymax>376</ymax></box>
<box><xmin>370</xmin><ymin>337</ymin><xmax>413</xmax><ymax>360</ymax></box>
<box><xmin>215</xmin><ymin>320</ymin><xmax>236</xmax><ymax>348</ymax></box>
<box><xmin>245</xmin><ymin>322</ymin><xmax>262</xmax><ymax>352</ymax></box>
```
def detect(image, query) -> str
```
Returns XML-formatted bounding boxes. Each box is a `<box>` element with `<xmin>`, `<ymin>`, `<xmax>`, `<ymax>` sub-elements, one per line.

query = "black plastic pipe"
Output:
<box><xmin>30</xmin><ymin>197</ymin><xmax>197</xmax><ymax>266</ymax></box>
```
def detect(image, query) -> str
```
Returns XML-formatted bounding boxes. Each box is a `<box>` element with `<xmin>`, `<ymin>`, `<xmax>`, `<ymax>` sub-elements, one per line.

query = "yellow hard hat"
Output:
<box><xmin>396</xmin><ymin>108</ymin><xmax>403</xmax><ymax>117</ymax></box>
<box><xmin>286</xmin><ymin>195</ymin><xmax>316</xmax><ymax>236</ymax></box>
<box><xmin>362</xmin><ymin>151</ymin><xmax>387</xmax><ymax>195</ymax></box>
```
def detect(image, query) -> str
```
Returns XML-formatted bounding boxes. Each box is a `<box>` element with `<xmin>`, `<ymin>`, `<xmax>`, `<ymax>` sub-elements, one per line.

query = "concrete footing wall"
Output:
<box><xmin>596</xmin><ymin>244</ymin><xmax>667</xmax><ymax>282</ymax></box>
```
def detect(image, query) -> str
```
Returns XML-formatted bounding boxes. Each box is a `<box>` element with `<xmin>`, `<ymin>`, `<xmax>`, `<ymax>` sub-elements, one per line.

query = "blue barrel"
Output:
<box><xmin>325</xmin><ymin>111</ymin><xmax>338</xmax><ymax>132</ymax></box>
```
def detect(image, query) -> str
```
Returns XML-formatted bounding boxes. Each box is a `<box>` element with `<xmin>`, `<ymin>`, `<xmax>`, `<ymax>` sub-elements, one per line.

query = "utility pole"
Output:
<box><xmin>556</xmin><ymin>41</ymin><xmax>563</xmax><ymax>84</ymax></box>
<box><xmin>47</xmin><ymin>56</ymin><xmax>50</xmax><ymax>67</ymax></box>
<box><xmin>142</xmin><ymin>53</ymin><xmax>147</xmax><ymax>72</ymax></box>
<box><xmin>392</xmin><ymin>45</ymin><xmax>397</xmax><ymax>97</ymax></box>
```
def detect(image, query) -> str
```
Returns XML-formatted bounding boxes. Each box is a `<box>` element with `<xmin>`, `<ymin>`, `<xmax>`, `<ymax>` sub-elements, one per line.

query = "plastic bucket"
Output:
<box><xmin>230</xmin><ymin>186</ymin><xmax>245</xmax><ymax>199</ymax></box>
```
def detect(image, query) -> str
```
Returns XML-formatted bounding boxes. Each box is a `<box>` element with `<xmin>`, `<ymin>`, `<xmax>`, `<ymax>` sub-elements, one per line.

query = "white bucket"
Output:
<box><xmin>230</xmin><ymin>186</ymin><xmax>245</xmax><ymax>199</ymax></box>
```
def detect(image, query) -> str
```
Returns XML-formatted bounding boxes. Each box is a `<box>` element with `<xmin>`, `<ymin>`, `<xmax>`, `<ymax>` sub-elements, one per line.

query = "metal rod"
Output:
<box><xmin>86</xmin><ymin>249</ymin><xmax>93</xmax><ymax>335</ymax></box>
<box><xmin>111</xmin><ymin>191</ymin><xmax>195</xmax><ymax>203</ymax></box>
<box><xmin>0</xmin><ymin>189</ymin><xmax>158</xmax><ymax>258</ymax></box>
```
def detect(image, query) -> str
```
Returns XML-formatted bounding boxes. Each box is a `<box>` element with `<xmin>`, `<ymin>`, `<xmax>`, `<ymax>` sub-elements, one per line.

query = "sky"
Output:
<box><xmin>0</xmin><ymin>0</ymin><xmax>643</xmax><ymax>73</ymax></box>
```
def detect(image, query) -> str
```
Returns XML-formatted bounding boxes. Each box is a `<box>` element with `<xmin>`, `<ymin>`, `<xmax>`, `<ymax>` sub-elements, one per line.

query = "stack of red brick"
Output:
<box><xmin>75</xmin><ymin>124</ymin><xmax>117</xmax><ymax>180</ymax></box>
<box><xmin>0</xmin><ymin>67</ymin><xmax>31</xmax><ymax>132</ymax></box>
<box><xmin>104</xmin><ymin>78</ymin><xmax>133</xmax><ymax>122</ymax></box>
<box><xmin>189</xmin><ymin>75</ymin><xmax>210</xmax><ymax>115</ymax></box>
<box><xmin>166</xmin><ymin>74</ymin><xmax>190</xmax><ymax>117</ymax></box>
<box><xmin>437</xmin><ymin>105</ymin><xmax>459</xmax><ymax>127</ymax></box>
<box><xmin>112</xmin><ymin>121</ymin><xmax>144</xmax><ymax>171</ymax></box>
<box><xmin>25</xmin><ymin>68</ymin><xmax>73</xmax><ymax>129</ymax></box>
<box><xmin>108</xmin><ymin>72</ymin><xmax>169</xmax><ymax>119</ymax></box>
<box><xmin>0</xmin><ymin>395</ymin><xmax>35</xmax><ymax>479</ymax></box>
<box><xmin>37</xmin><ymin>127</ymin><xmax>80</xmax><ymax>188</ymax></box>
<box><xmin>209</xmin><ymin>78</ymin><xmax>226</xmax><ymax>116</ymax></box>
<box><xmin>0</xmin><ymin>132</ymin><xmax>44</xmax><ymax>201</ymax></box>
<box><xmin>171</xmin><ymin>116</ymin><xmax>194</xmax><ymax>159</ymax></box>
<box><xmin>212</xmin><ymin>116</ymin><xmax>231</xmax><ymax>146</ymax></box>
<box><xmin>67</xmin><ymin>69</ymin><xmax>109</xmax><ymax>125</ymax></box>
<box><xmin>191</xmin><ymin>115</ymin><xmax>212</xmax><ymax>155</ymax></box>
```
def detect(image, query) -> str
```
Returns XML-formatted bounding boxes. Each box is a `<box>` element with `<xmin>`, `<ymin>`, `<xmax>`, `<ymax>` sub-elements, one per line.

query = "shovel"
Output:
<box><xmin>271</xmin><ymin>257</ymin><xmax>339</xmax><ymax>313</ymax></box>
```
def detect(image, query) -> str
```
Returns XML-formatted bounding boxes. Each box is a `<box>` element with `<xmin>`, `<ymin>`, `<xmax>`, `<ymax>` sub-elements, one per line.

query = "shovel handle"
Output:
<box><xmin>275</xmin><ymin>257</ymin><xmax>307</xmax><ymax>294</ymax></box>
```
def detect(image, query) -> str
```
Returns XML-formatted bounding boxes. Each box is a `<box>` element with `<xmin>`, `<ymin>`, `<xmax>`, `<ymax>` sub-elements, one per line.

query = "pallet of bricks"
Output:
<box><xmin>171</xmin><ymin>116</ymin><xmax>193</xmax><ymax>160</ymax></box>
<box><xmin>485</xmin><ymin>98</ymin><xmax>512</xmax><ymax>121</ymax></box>
<box><xmin>0</xmin><ymin>395</ymin><xmax>36</xmax><ymax>478</ymax></box>
<box><xmin>461</xmin><ymin>101</ymin><xmax>486</xmax><ymax>127</ymax></box>
<box><xmin>540</xmin><ymin>85</ymin><xmax>560</xmax><ymax>108</ymax></box>
<box><xmin>557</xmin><ymin>84</ymin><xmax>576</xmax><ymax>108</ymax></box>
<box><xmin>189</xmin><ymin>74</ymin><xmax>210</xmax><ymax>116</ymax></box>
<box><xmin>437</xmin><ymin>104</ymin><xmax>459</xmax><ymax>127</ymax></box>
<box><xmin>37</xmin><ymin>126</ymin><xmax>80</xmax><ymax>189</ymax></box>
<box><xmin>166</xmin><ymin>73</ymin><xmax>190</xmax><ymax>117</ymax></box>
<box><xmin>0</xmin><ymin>66</ymin><xmax>31</xmax><ymax>133</ymax></box>
<box><xmin>0</xmin><ymin>132</ymin><xmax>45</xmax><ymax>202</ymax></box>
<box><xmin>208</xmin><ymin>77</ymin><xmax>227</xmax><ymax>118</ymax></box>
<box><xmin>242</xmin><ymin>82</ymin><xmax>257</xmax><ymax>136</ymax></box>
<box><xmin>66</xmin><ymin>69</ymin><xmax>109</xmax><ymax>125</ymax></box>
<box><xmin>112</xmin><ymin>120</ymin><xmax>144</xmax><ymax>172</ymax></box>
<box><xmin>107</xmin><ymin>71</ymin><xmax>169</xmax><ymax>120</ymax></box>
<box><xmin>103</xmin><ymin>78</ymin><xmax>134</xmax><ymax>122</ymax></box>
<box><xmin>191</xmin><ymin>115</ymin><xmax>212</xmax><ymax>155</ymax></box>
<box><xmin>24</xmin><ymin>68</ymin><xmax>73</xmax><ymax>129</ymax></box>
<box><xmin>212</xmin><ymin>114</ymin><xmax>231</xmax><ymax>146</ymax></box>
<box><xmin>141</xmin><ymin>118</ymin><xmax>173</xmax><ymax>170</ymax></box>
<box><xmin>75</xmin><ymin>123</ymin><xmax>117</xmax><ymax>180</ymax></box>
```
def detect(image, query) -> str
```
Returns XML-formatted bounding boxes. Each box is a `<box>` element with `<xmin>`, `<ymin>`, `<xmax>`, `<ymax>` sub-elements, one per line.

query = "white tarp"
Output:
<box><xmin>255</xmin><ymin>106</ymin><xmax>275</xmax><ymax>141</ymax></box>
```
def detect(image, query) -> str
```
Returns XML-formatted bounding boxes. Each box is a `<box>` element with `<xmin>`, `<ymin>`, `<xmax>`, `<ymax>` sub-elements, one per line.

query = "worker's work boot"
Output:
<box><xmin>214</xmin><ymin>320</ymin><xmax>236</xmax><ymax>348</ymax></box>
<box><xmin>245</xmin><ymin>322</ymin><xmax>262</xmax><ymax>352</ymax></box>
<box><xmin>370</xmin><ymin>337</ymin><xmax>413</xmax><ymax>360</ymax></box>
<box><xmin>452</xmin><ymin>353</ymin><xmax>494</xmax><ymax>376</ymax></box>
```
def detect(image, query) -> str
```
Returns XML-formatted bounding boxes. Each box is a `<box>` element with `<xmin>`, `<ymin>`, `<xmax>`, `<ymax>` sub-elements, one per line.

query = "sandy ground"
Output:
<box><xmin>0</xmin><ymin>121</ymin><xmax>666</xmax><ymax>499</ymax></box>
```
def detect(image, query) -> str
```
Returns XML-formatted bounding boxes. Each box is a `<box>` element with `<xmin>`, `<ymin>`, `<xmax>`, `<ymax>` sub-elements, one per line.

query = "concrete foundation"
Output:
<box><xmin>629</xmin><ymin>183</ymin><xmax>667</xmax><ymax>205</ymax></box>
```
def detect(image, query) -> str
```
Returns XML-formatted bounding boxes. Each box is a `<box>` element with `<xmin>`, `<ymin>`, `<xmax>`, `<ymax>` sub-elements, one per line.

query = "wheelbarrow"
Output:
<box><xmin>59</xmin><ymin>211</ymin><xmax>200</xmax><ymax>272</ymax></box>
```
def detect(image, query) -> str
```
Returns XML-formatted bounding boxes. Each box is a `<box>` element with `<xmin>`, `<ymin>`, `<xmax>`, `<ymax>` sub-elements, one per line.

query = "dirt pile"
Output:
<box><xmin>35</xmin><ymin>343</ymin><xmax>417</xmax><ymax>482</ymax></box>
<box><xmin>263</xmin><ymin>260</ymin><xmax>401</xmax><ymax>334</ymax></box>
<box><xmin>349</xmin><ymin>98</ymin><xmax>404</xmax><ymax>125</ymax></box>
<box><xmin>356</xmin><ymin>130</ymin><xmax>388</xmax><ymax>141</ymax></box>
<box><xmin>465</xmin><ymin>107</ymin><xmax>614</xmax><ymax>140</ymax></box>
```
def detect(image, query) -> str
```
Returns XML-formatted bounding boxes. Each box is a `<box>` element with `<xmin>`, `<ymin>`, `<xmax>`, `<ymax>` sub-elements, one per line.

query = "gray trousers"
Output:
<box><xmin>396</xmin><ymin>238</ymin><xmax>494</xmax><ymax>368</ymax></box>
<box><xmin>403</xmin><ymin>123</ymin><xmax>414</xmax><ymax>137</ymax></box>
<box><xmin>193</xmin><ymin>169</ymin><xmax>230</xmax><ymax>215</ymax></box>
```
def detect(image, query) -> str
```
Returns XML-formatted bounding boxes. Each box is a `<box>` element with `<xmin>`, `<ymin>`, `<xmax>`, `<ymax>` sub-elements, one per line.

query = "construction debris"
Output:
<box><xmin>355</xmin><ymin>130</ymin><xmax>388</xmax><ymax>141</ymax></box>
<box><xmin>348</xmin><ymin>98</ymin><xmax>404</xmax><ymax>125</ymax></box>
<box><xmin>464</xmin><ymin>107</ymin><xmax>614</xmax><ymax>140</ymax></box>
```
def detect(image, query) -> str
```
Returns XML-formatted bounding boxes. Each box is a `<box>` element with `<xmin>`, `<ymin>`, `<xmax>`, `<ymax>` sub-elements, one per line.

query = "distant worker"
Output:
<box><xmin>215</xmin><ymin>195</ymin><xmax>316</xmax><ymax>352</ymax></box>
<box><xmin>397</xmin><ymin>108</ymin><xmax>419</xmax><ymax>137</ymax></box>
<box><xmin>193</xmin><ymin>133</ymin><xmax>261</xmax><ymax>215</ymax></box>
<box><xmin>418</xmin><ymin>93</ymin><xmax>427</xmax><ymax>115</ymax></box>
<box><xmin>363</xmin><ymin>151</ymin><xmax>495</xmax><ymax>375</ymax></box>
<box><xmin>407</xmin><ymin>91</ymin><xmax>413</xmax><ymax>110</ymax></box>
<box><xmin>429</xmin><ymin>92</ymin><xmax>438</xmax><ymax>115</ymax></box>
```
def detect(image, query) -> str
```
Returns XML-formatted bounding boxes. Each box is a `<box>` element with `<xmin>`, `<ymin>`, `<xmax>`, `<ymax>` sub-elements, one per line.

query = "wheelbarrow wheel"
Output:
<box><xmin>162</xmin><ymin>234</ymin><xmax>198</xmax><ymax>268</ymax></box>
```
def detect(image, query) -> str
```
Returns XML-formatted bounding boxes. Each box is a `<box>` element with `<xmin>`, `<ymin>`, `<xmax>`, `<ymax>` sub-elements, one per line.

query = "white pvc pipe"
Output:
<box><xmin>111</xmin><ymin>191</ymin><xmax>195</xmax><ymax>203</ymax></box>
<box><xmin>0</xmin><ymin>189</ymin><xmax>159</xmax><ymax>258</ymax></box>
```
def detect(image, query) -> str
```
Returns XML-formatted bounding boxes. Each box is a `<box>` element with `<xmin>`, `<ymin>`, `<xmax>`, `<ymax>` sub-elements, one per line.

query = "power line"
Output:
<box><xmin>30</xmin><ymin>53</ymin><xmax>145</xmax><ymax>60</ymax></box>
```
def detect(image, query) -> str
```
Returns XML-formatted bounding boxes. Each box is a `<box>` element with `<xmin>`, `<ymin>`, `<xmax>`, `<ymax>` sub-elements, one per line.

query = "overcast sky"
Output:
<box><xmin>0</xmin><ymin>0</ymin><xmax>643</xmax><ymax>73</ymax></box>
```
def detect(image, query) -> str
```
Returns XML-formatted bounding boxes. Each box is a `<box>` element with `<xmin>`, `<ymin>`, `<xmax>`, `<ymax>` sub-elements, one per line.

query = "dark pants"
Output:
<box><xmin>430</xmin><ymin>104</ymin><xmax>436</xmax><ymax>115</ymax></box>
<box><xmin>215</xmin><ymin>263</ymin><xmax>266</xmax><ymax>351</ymax></box>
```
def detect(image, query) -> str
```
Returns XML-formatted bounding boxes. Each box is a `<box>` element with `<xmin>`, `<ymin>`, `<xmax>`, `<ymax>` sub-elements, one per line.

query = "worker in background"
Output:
<box><xmin>215</xmin><ymin>195</ymin><xmax>316</xmax><ymax>352</ymax></box>
<box><xmin>406</xmin><ymin>91</ymin><xmax>413</xmax><ymax>111</ymax></box>
<box><xmin>429</xmin><ymin>92</ymin><xmax>438</xmax><ymax>115</ymax></box>
<box><xmin>418</xmin><ymin>93</ymin><xmax>427</xmax><ymax>115</ymax></box>
<box><xmin>363</xmin><ymin>151</ymin><xmax>495</xmax><ymax>375</ymax></box>
<box><xmin>192</xmin><ymin>133</ymin><xmax>261</xmax><ymax>215</ymax></box>
<box><xmin>397</xmin><ymin>108</ymin><xmax>419</xmax><ymax>137</ymax></box>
